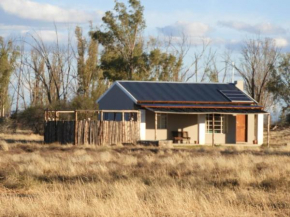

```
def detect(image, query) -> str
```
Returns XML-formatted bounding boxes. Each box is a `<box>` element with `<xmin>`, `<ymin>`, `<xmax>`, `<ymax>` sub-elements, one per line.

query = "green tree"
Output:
<box><xmin>75</xmin><ymin>25</ymin><xmax>100</xmax><ymax>97</ymax></box>
<box><xmin>0</xmin><ymin>37</ymin><xmax>18</xmax><ymax>117</ymax></box>
<box><xmin>93</xmin><ymin>0</ymin><xmax>146</xmax><ymax>81</ymax></box>
<box><xmin>145</xmin><ymin>48</ymin><xmax>182</xmax><ymax>81</ymax></box>
<box><xmin>92</xmin><ymin>0</ymin><xmax>183</xmax><ymax>82</ymax></box>
<box><xmin>74</xmin><ymin>25</ymin><xmax>106</xmax><ymax>109</ymax></box>
<box><xmin>268</xmin><ymin>54</ymin><xmax>290</xmax><ymax>119</ymax></box>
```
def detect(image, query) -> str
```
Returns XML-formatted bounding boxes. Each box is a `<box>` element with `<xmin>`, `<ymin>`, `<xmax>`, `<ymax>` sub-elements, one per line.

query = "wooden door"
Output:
<box><xmin>236</xmin><ymin>115</ymin><xmax>247</xmax><ymax>142</ymax></box>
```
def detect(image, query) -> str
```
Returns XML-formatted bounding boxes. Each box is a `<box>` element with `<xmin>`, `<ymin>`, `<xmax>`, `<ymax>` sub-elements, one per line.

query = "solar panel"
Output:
<box><xmin>219</xmin><ymin>90</ymin><xmax>253</xmax><ymax>102</ymax></box>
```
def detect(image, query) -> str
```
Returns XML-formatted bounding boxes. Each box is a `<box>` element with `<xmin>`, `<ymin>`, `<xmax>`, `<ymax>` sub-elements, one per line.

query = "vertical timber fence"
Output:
<box><xmin>44</xmin><ymin>110</ymin><xmax>140</xmax><ymax>145</ymax></box>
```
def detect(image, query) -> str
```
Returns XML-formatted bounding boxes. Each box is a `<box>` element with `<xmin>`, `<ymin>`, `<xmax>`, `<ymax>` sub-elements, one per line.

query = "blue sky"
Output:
<box><xmin>0</xmin><ymin>0</ymin><xmax>290</xmax><ymax>50</ymax></box>
<box><xmin>1</xmin><ymin>0</ymin><xmax>286</xmax><ymax>117</ymax></box>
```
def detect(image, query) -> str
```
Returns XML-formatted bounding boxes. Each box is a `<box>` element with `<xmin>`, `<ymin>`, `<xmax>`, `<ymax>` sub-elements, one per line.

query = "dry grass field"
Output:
<box><xmin>0</xmin><ymin>129</ymin><xmax>290</xmax><ymax>217</ymax></box>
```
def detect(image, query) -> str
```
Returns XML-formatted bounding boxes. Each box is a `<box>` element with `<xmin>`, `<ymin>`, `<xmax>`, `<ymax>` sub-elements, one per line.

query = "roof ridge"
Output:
<box><xmin>117</xmin><ymin>80</ymin><xmax>231</xmax><ymax>85</ymax></box>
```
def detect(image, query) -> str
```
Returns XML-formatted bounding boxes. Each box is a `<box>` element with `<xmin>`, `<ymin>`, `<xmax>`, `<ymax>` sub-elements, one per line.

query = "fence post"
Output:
<box><xmin>100</xmin><ymin>111</ymin><xmax>103</xmax><ymax>145</ymax></box>
<box><xmin>74</xmin><ymin>111</ymin><xmax>78</xmax><ymax>145</ymax></box>
<box><xmin>54</xmin><ymin>110</ymin><xmax>57</xmax><ymax>143</ymax></box>
<box><xmin>267</xmin><ymin>114</ymin><xmax>270</xmax><ymax>148</ymax></box>
<box><xmin>212</xmin><ymin>114</ymin><xmax>215</xmax><ymax>147</ymax></box>
<box><xmin>122</xmin><ymin>112</ymin><xmax>124</xmax><ymax>143</ymax></box>
<box><xmin>155</xmin><ymin>112</ymin><xmax>157</xmax><ymax>140</ymax></box>
<box><xmin>44</xmin><ymin>110</ymin><xmax>47</xmax><ymax>122</ymax></box>
<box><xmin>137</xmin><ymin>111</ymin><xmax>141</xmax><ymax>142</ymax></box>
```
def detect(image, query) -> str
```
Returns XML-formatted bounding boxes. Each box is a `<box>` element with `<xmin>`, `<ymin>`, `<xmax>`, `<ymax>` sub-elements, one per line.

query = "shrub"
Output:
<box><xmin>17</xmin><ymin>106</ymin><xmax>45</xmax><ymax>134</ymax></box>
<box><xmin>0</xmin><ymin>117</ymin><xmax>14</xmax><ymax>133</ymax></box>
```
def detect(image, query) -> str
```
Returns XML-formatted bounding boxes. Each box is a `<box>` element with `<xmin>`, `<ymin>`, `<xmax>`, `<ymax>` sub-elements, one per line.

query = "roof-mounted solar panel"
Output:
<box><xmin>219</xmin><ymin>90</ymin><xmax>253</xmax><ymax>102</ymax></box>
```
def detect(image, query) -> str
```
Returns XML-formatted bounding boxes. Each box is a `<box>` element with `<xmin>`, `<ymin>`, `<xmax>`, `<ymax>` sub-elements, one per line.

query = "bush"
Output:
<box><xmin>0</xmin><ymin>117</ymin><xmax>14</xmax><ymax>133</ymax></box>
<box><xmin>70</xmin><ymin>95</ymin><xmax>98</xmax><ymax>110</ymax></box>
<box><xmin>17</xmin><ymin>106</ymin><xmax>45</xmax><ymax>135</ymax></box>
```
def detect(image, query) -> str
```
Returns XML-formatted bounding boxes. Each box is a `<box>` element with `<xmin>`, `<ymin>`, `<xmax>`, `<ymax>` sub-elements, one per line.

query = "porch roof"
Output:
<box><xmin>144</xmin><ymin>107</ymin><xmax>268</xmax><ymax>115</ymax></box>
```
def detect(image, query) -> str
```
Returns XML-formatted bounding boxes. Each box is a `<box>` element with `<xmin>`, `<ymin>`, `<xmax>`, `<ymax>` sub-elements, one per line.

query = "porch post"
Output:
<box><xmin>198</xmin><ymin>114</ymin><xmax>206</xmax><ymax>145</ymax></box>
<box><xmin>257</xmin><ymin>114</ymin><xmax>264</xmax><ymax>145</ymax></box>
<box><xmin>267</xmin><ymin>114</ymin><xmax>270</xmax><ymax>147</ymax></box>
<box><xmin>212</xmin><ymin>113</ymin><xmax>215</xmax><ymax>147</ymax></box>
<box><xmin>155</xmin><ymin>112</ymin><xmax>157</xmax><ymax>140</ymax></box>
<box><xmin>139</xmin><ymin>109</ymin><xmax>146</xmax><ymax>140</ymax></box>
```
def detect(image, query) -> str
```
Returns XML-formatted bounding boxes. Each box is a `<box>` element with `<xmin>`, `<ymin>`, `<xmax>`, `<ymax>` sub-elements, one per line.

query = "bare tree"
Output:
<box><xmin>206</xmin><ymin>50</ymin><xmax>233</xmax><ymax>83</ymax></box>
<box><xmin>23</xmin><ymin>27</ymin><xmax>77</xmax><ymax>106</ymax></box>
<box><xmin>181</xmin><ymin>38</ymin><xmax>213</xmax><ymax>82</ymax></box>
<box><xmin>234</xmin><ymin>37</ymin><xmax>279</xmax><ymax>109</ymax></box>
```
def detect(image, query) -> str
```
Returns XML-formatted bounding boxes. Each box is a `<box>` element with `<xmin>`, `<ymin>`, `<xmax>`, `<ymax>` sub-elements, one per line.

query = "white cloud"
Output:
<box><xmin>224</xmin><ymin>39</ymin><xmax>244</xmax><ymax>51</ymax></box>
<box><xmin>157</xmin><ymin>21</ymin><xmax>210</xmax><ymax>37</ymax></box>
<box><xmin>274</xmin><ymin>38</ymin><xmax>288</xmax><ymax>48</ymax></box>
<box><xmin>0</xmin><ymin>24</ymin><xmax>31</xmax><ymax>38</ymax></box>
<box><xmin>161</xmin><ymin>35</ymin><xmax>212</xmax><ymax>46</ymax></box>
<box><xmin>32</xmin><ymin>30</ymin><xmax>65</xmax><ymax>42</ymax></box>
<box><xmin>20</xmin><ymin>29</ymin><xmax>74</xmax><ymax>43</ymax></box>
<box><xmin>0</xmin><ymin>0</ymin><xmax>101</xmax><ymax>23</ymax></box>
<box><xmin>218</xmin><ymin>21</ymin><xmax>287</xmax><ymax>35</ymax></box>
<box><xmin>0</xmin><ymin>24</ymin><xmax>29</xmax><ymax>31</ymax></box>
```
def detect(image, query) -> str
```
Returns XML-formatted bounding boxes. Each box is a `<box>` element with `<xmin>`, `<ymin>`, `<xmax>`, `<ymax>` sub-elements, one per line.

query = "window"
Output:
<box><xmin>157</xmin><ymin>114</ymin><xmax>167</xmax><ymax>129</ymax></box>
<box><xmin>206</xmin><ymin>114</ymin><xmax>227</xmax><ymax>134</ymax></box>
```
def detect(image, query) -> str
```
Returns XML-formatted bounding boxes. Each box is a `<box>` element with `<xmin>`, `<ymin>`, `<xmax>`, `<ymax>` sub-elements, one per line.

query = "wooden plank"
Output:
<box><xmin>45</xmin><ymin>110</ymin><xmax>139</xmax><ymax>113</ymax></box>
<box><xmin>89</xmin><ymin>121</ymin><xmax>92</xmax><ymax>145</ymax></box>
<box><xmin>74</xmin><ymin>111</ymin><xmax>78</xmax><ymax>145</ymax></box>
<box><xmin>212</xmin><ymin>114</ymin><xmax>214</xmax><ymax>147</ymax></box>
<box><xmin>78</xmin><ymin>120</ymin><xmax>82</xmax><ymax>145</ymax></box>
<box><xmin>53</xmin><ymin>111</ymin><xmax>75</xmax><ymax>114</ymax></box>
<box><xmin>68</xmin><ymin>121</ymin><xmax>74</xmax><ymax>144</ymax></box>
<box><xmin>139</xmin><ymin>112</ymin><xmax>141</xmax><ymax>141</ymax></box>
<box><xmin>57</xmin><ymin>121</ymin><xmax>62</xmax><ymax>144</ymax></box>
<box><xmin>95</xmin><ymin>121</ymin><xmax>98</xmax><ymax>145</ymax></box>
<box><xmin>122</xmin><ymin>112</ymin><xmax>125</xmax><ymax>143</ymax></box>
<box><xmin>97</xmin><ymin>120</ymin><xmax>101</xmax><ymax>145</ymax></box>
<box><xmin>84</xmin><ymin>120</ymin><xmax>88</xmax><ymax>145</ymax></box>
<box><xmin>100</xmin><ymin>110</ymin><xmax>139</xmax><ymax>113</ymax></box>
<box><xmin>55</xmin><ymin>111</ymin><xmax>57</xmax><ymax>141</ymax></box>
<box><xmin>155</xmin><ymin>113</ymin><xmax>157</xmax><ymax>140</ymax></box>
<box><xmin>267</xmin><ymin>114</ymin><xmax>270</xmax><ymax>147</ymax></box>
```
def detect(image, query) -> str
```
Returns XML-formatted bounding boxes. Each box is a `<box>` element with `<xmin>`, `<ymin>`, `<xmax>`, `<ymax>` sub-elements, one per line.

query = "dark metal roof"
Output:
<box><xmin>118</xmin><ymin>81</ymin><xmax>254</xmax><ymax>103</ymax></box>
<box><xmin>145</xmin><ymin>107</ymin><xmax>268</xmax><ymax>114</ymax></box>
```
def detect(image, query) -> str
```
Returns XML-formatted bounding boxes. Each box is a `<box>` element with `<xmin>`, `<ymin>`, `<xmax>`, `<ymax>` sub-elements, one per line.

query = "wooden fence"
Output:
<box><xmin>44</xmin><ymin>110</ymin><xmax>140</xmax><ymax>145</ymax></box>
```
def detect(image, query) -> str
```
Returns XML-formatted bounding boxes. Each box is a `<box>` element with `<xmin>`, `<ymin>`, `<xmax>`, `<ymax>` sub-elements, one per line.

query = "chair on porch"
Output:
<box><xmin>182</xmin><ymin>131</ymin><xmax>191</xmax><ymax>144</ymax></box>
<box><xmin>172</xmin><ymin>131</ymin><xmax>191</xmax><ymax>144</ymax></box>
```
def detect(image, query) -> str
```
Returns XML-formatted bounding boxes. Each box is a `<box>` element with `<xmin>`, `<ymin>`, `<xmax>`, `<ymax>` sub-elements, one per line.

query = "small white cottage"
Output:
<box><xmin>97</xmin><ymin>81</ymin><xmax>268</xmax><ymax>145</ymax></box>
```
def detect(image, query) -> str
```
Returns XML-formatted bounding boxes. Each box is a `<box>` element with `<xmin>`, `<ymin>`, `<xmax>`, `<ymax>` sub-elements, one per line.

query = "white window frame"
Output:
<box><xmin>157</xmin><ymin>114</ymin><xmax>167</xmax><ymax>129</ymax></box>
<box><xmin>206</xmin><ymin>114</ymin><xmax>227</xmax><ymax>134</ymax></box>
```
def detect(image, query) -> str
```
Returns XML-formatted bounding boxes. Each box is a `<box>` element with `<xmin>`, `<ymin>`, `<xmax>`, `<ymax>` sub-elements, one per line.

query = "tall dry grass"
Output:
<box><xmin>0</xmin><ymin>131</ymin><xmax>290</xmax><ymax>216</ymax></box>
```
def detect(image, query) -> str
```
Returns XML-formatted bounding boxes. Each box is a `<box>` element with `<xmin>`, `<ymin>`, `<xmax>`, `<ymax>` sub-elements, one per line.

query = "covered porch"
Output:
<box><xmin>140</xmin><ymin>108</ymin><xmax>270</xmax><ymax>146</ymax></box>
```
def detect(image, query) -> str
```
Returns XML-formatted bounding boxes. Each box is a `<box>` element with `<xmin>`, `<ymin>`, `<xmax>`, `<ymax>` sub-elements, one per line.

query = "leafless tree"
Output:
<box><xmin>180</xmin><ymin>38</ymin><xmax>213</xmax><ymax>82</ymax></box>
<box><xmin>22</xmin><ymin>27</ymin><xmax>77</xmax><ymax>106</ymax></box>
<box><xmin>234</xmin><ymin>37</ymin><xmax>279</xmax><ymax>109</ymax></box>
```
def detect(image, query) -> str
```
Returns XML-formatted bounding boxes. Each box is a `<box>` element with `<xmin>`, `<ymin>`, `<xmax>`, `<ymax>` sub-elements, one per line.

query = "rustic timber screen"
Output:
<box><xmin>44</xmin><ymin>110</ymin><xmax>140</xmax><ymax>145</ymax></box>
